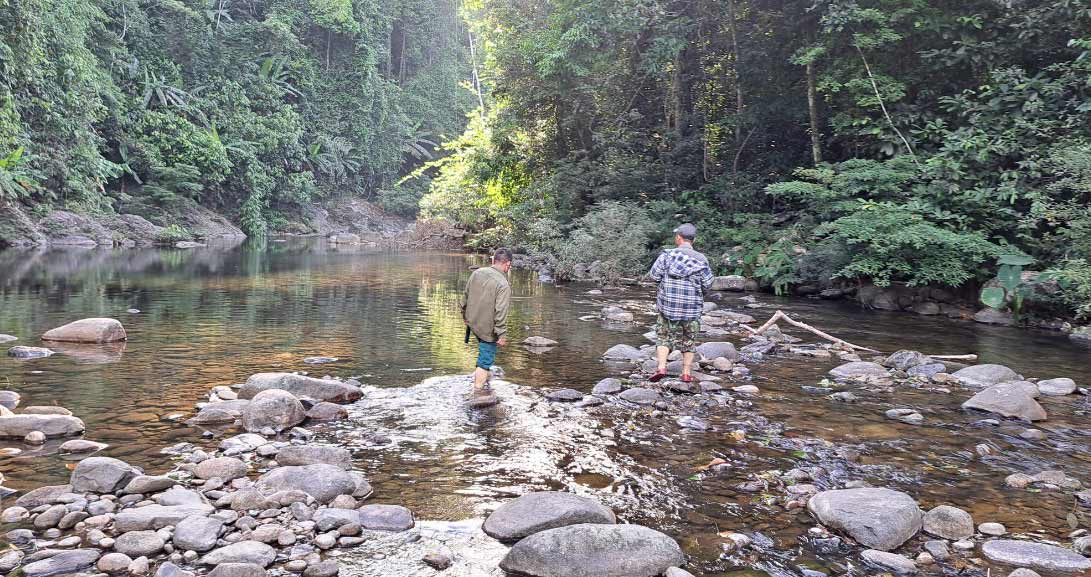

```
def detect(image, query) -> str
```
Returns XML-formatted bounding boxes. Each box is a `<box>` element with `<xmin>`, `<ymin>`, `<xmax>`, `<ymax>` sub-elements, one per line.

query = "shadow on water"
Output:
<box><xmin>1</xmin><ymin>239</ymin><xmax>1090</xmax><ymax>576</ymax></box>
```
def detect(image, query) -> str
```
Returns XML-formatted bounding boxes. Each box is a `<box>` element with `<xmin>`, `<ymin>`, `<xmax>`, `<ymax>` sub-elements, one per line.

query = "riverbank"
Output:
<box><xmin>1</xmin><ymin>248</ymin><xmax>1089</xmax><ymax>577</ymax></box>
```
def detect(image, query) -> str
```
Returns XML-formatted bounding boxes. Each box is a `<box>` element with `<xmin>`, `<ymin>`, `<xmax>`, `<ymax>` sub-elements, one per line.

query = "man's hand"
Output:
<box><xmin>498</xmin><ymin>337</ymin><xmax>508</xmax><ymax>346</ymax></box>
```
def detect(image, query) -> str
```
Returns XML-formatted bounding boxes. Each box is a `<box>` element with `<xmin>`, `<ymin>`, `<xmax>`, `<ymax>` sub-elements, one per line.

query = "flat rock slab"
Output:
<box><xmin>23</xmin><ymin>549</ymin><xmax>101</xmax><ymax>577</ymax></box>
<box><xmin>829</xmin><ymin>362</ymin><xmax>888</xmax><ymax>379</ymax></box>
<box><xmin>275</xmin><ymin>445</ymin><xmax>352</xmax><ymax>470</ymax></box>
<box><xmin>0</xmin><ymin>414</ymin><xmax>85</xmax><ymax>438</ymax></box>
<box><xmin>239</xmin><ymin>373</ymin><xmax>361</xmax><ymax>403</ymax></box>
<box><xmin>483</xmin><ymin>491</ymin><xmax>616</xmax><ymax>541</ymax></box>
<box><xmin>952</xmin><ymin>364</ymin><xmax>1020</xmax><ymax>388</ymax></box>
<box><xmin>545</xmin><ymin>389</ymin><xmax>584</xmax><ymax>402</ymax></box>
<box><xmin>500</xmin><ymin>523</ymin><xmax>684</xmax><ymax>577</ymax></box>
<box><xmin>618</xmin><ymin>388</ymin><xmax>661</xmax><ymax>405</ymax></box>
<box><xmin>201</xmin><ymin>541</ymin><xmax>276</xmax><ymax>567</ymax></box>
<box><xmin>114</xmin><ymin>504</ymin><xmax>215</xmax><ymax>532</ymax></box>
<box><xmin>861</xmin><ymin>550</ymin><xmax>917</xmax><ymax>574</ymax></box>
<box><xmin>981</xmin><ymin>540</ymin><xmax>1091</xmax><ymax>573</ymax></box>
<box><xmin>41</xmin><ymin>318</ymin><xmax>127</xmax><ymax>343</ymax></box>
<box><xmin>808</xmin><ymin>488</ymin><xmax>922</xmax><ymax>551</ymax></box>
<box><xmin>962</xmin><ymin>383</ymin><xmax>1047</xmax><ymax>422</ymax></box>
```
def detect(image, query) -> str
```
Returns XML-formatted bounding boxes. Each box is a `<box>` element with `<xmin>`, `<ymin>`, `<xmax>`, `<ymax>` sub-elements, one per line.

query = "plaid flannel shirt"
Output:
<box><xmin>649</xmin><ymin>243</ymin><xmax>714</xmax><ymax>321</ymax></box>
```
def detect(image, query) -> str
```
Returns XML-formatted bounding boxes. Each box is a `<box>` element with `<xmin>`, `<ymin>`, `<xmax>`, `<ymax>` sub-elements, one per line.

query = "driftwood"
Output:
<box><xmin>743</xmin><ymin>310</ymin><xmax>880</xmax><ymax>353</ymax></box>
<box><xmin>742</xmin><ymin>309</ymin><xmax>977</xmax><ymax>359</ymax></box>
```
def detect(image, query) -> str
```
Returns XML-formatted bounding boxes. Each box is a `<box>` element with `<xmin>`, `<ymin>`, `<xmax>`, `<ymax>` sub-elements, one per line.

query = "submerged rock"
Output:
<box><xmin>7</xmin><ymin>346</ymin><xmax>55</xmax><ymax>359</ymax></box>
<box><xmin>483</xmin><ymin>492</ymin><xmax>616</xmax><ymax>542</ymax></box>
<box><xmin>962</xmin><ymin>382</ymin><xmax>1047</xmax><ymax>421</ymax></box>
<box><xmin>500</xmin><ymin>523</ymin><xmax>684</xmax><ymax>577</ymax></box>
<box><xmin>807</xmin><ymin>488</ymin><xmax>922</xmax><ymax>551</ymax></box>
<box><xmin>523</xmin><ymin>336</ymin><xmax>559</xmax><ymax>347</ymax></box>
<box><xmin>980</xmin><ymin>540</ymin><xmax>1091</xmax><ymax>573</ymax></box>
<box><xmin>41</xmin><ymin>318</ymin><xmax>127</xmax><ymax>343</ymax></box>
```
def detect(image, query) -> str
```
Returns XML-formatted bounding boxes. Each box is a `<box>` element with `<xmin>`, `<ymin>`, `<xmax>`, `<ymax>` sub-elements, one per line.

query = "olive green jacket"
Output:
<box><xmin>461</xmin><ymin>265</ymin><xmax>511</xmax><ymax>343</ymax></box>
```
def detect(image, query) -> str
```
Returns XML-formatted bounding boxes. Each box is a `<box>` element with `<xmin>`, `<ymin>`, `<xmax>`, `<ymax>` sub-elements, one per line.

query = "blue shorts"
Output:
<box><xmin>476</xmin><ymin>339</ymin><xmax>498</xmax><ymax>370</ymax></box>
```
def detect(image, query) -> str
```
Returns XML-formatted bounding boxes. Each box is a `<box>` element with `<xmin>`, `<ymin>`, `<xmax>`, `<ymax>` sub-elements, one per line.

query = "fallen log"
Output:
<box><xmin>743</xmin><ymin>310</ymin><xmax>880</xmax><ymax>353</ymax></box>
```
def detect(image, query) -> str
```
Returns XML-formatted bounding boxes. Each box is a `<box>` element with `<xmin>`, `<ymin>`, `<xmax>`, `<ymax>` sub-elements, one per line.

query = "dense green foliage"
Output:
<box><xmin>418</xmin><ymin>0</ymin><xmax>1091</xmax><ymax>315</ymax></box>
<box><xmin>0</xmin><ymin>0</ymin><xmax>474</xmax><ymax>234</ymax></box>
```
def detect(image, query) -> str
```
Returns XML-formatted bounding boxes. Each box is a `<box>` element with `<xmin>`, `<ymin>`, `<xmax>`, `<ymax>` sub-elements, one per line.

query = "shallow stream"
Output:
<box><xmin>1</xmin><ymin>240</ymin><xmax>1089</xmax><ymax>576</ymax></box>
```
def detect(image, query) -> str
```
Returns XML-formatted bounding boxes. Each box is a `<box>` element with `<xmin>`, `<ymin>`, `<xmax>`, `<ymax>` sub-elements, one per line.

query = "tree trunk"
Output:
<box><xmin>399</xmin><ymin>29</ymin><xmax>407</xmax><ymax>84</ymax></box>
<box><xmin>727</xmin><ymin>0</ymin><xmax>743</xmax><ymax>148</ymax></box>
<box><xmin>806</xmin><ymin>61</ymin><xmax>821</xmax><ymax>165</ymax></box>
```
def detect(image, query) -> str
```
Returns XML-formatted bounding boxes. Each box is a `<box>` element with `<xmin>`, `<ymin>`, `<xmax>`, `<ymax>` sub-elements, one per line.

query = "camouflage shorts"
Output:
<box><xmin>655</xmin><ymin>315</ymin><xmax>700</xmax><ymax>352</ymax></box>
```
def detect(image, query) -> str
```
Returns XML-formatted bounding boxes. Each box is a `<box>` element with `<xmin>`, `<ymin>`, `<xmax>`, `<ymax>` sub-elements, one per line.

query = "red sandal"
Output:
<box><xmin>680</xmin><ymin>374</ymin><xmax>694</xmax><ymax>383</ymax></box>
<box><xmin>648</xmin><ymin>369</ymin><xmax>668</xmax><ymax>382</ymax></box>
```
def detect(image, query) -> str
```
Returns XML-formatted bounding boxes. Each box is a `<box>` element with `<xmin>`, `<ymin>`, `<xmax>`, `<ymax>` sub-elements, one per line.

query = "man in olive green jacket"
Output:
<box><xmin>462</xmin><ymin>248</ymin><xmax>513</xmax><ymax>395</ymax></box>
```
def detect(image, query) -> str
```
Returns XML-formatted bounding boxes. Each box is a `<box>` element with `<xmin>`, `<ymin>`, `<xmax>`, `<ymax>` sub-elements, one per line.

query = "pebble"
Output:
<box><xmin>979</xmin><ymin>522</ymin><xmax>1007</xmax><ymax>536</ymax></box>
<box><xmin>423</xmin><ymin>552</ymin><xmax>453</xmax><ymax>570</ymax></box>
<box><xmin>953</xmin><ymin>540</ymin><xmax>975</xmax><ymax>551</ymax></box>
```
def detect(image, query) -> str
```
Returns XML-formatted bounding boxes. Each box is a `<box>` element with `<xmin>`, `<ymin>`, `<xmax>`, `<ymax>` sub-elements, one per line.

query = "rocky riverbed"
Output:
<box><xmin>2</xmin><ymin>249</ymin><xmax>1090</xmax><ymax>577</ymax></box>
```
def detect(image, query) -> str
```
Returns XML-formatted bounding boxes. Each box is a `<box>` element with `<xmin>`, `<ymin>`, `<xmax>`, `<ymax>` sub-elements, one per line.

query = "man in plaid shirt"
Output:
<box><xmin>648</xmin><ymin>223</ymin><xmax>714</xmax><ymax>383</ymax></box>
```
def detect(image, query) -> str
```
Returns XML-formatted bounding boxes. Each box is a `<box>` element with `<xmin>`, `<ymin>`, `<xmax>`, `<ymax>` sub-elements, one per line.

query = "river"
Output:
<box><xmin>1</xmin><ymin>239</ymin><xmax>1089</xmax><ymax>576</ymax></box>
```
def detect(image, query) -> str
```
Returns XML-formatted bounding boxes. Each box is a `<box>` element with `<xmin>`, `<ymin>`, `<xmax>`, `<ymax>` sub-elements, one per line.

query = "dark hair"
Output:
<box><xmin>493</xmin><ymin>247</ymin><xmax>513</xmax><ymax>264</ymax></box>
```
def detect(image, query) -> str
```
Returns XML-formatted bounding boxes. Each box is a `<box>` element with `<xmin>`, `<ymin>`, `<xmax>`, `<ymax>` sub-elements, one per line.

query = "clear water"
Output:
<box><xmin>1</xmin><ymin>239</ymin><xmax>1089</xmax><ymax>576</ymax></box>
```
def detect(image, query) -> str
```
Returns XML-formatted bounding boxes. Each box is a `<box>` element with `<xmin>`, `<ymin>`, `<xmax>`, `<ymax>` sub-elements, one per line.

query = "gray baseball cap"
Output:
<box><xmin>674</xmin><ymin>223</ymin><xmax>697</xmax><ymax>240</ymax></box>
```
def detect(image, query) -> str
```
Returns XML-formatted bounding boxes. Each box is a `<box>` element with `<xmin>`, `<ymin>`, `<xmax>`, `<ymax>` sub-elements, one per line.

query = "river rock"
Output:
<box><xmin>923</xmin><ymin>505</ymin><xmax>974</xmax><ymax>540</ymax></box>
<box><xmin>97</xmin><ymin>552</ymin><xmax>133</xmax><ymax>573</ymax></box>
<box><xmin>619</xmin><ymin>387</ymin><xmax>661</xmax><ymax>405</ymax></box>
<box><xmin>188</xmin><ymin>405</ymin><xmax>243</xmax><ymax>426</ymax></box>
<box><xmin>41</xmin><ymin>318</ymin><xmax>127</xmax><ymax>343</ymax></box>
<box><xmin>123</xmin><ymin>475</ymin><xmax>177</xmax><ymax>494</ymax></box>
<box><xmin>1037</xmin><ymin>378</ymin><xmax>1076</xmax><ymax>396</ymax></box>
<box><xmin>201</xmin><ymin>541</ymin><xmax>276</xmax><ymax>567</ymax></box>
<box><xmin>71</xmin><ymin>456</ymin><xmax>138</xmax><ymax>493</ymax></box>
<box><xmin>114</xmin><ymin>504</ymin><xmax>216</xmax><ymax>532</ymax></box>
<box><xmin>239</xmin><ymin>373</ymin><xmax>361</xmax><ymax>403</ymax></box>
<box><xmin>592</xmin><ymin>378</ymin><xmax>623</xmax><ymax>395</ymax></box>
<box><xmin>696</xmin><ymin>342</ymin><xmax>738</xmax><ymax>361</ymax></box>
<box><xmin>207</xmin><ymin>563</ymin><xmax>268</xmax><ymax>577</ymax></box>
<box><xmin>24</xmin><ymin>430</ymin><xmax>46</xmax><ymax>444</ymax></box>
<box><xmin>22</xmin><ymin>549</ymin><xmax>101</xmax><ymax>577</ymax></box>
<box><xmin>241</xmin><ymin>389</ymin><xmax>306</xmax><ymax>433</ymax></box>
<box><xmin>962</xmin><ymin>382</ymin><xmax>1047</xmax><ymax>421</ymax></box>
<box><xmin>908</xmin><ymin>363</ymin><xmax>946</xmax><ymax>379</ymax></box>
<box><xmin>156</xmin><ymin>562</ymin><xmax>195</xmax><ymax>577</ymax></box>
<box><xmin>195</xmin><ymin>457</ymin><xmax>248</xmax><ymax>480</ymax></box>
<box><xmin>0</xmin><ymin>334</ymin><xmax>15</xmax><ymax>344</ymax></box>
<box><xmin>276</xmin><ymin>445</ymin><xmax>352</xmax><ymax>470</ymax></box>
<box><xmin>257</xmin><ymin>464</ymin><xmax>355</xmax><ymax>504</ymax></box>
<box><xmin>0</xmin><ymin>550</ymin><xmax>23</xmax><ymax>573</ymax></box>
<box><xmin>156</xmin><ymin>486</ymin><xmax>204</xmax><ymax>506</ymax></box>
<box><xmin>173</xmin><ymin>516</ymin><xmax>223</xmax><ymax>552</ymax></box>
<box><xmin>952</xmin><ymin>364</ymin><xmax>1021</xmax><ymax>388</ymax></box>
<box><xmin>484</xmin><ymin>492</ymin><xmax>616</xmax><ymax>542</ymax></box>
<box><xmin>8</xmin><ymin>345</ymin><xmax>55</xmax><ymax>359</ymax></box>
<box><xmin>22</xmin><ymin>406</ymin><xmax>73</xmax><ymax>415</ymax></box>
<box><xmin>885</xmin><ymin>409</ymin><xmax>924</xmax><ymax>425</ymax></box>
<box><xmin>1072</xmin><ymin>536</ymin><xmax>1091</xmax><ymax>555</ymax></box>
<box><xmin>306</xmin><ymin>402</ymin><xmax>348</xmax><ymax>421</ymax></box>
<box><xmin>883</xmin><ymin>350</ymin><xmax>933</xmax><ymax>371</ymax></box>
<box><xmin>829</xmin><ymin>362</ymin><xmax>888</xmax><ymax>379</ymax></box>
<box><xmin>523</xmin><ymin>336</ymin><xmax>558</xmax><ymax>347</ymax></box>
<box><xmin>15</xmin><ymin>484</ymin><xmax>71</xmax><ymax>507</ymax></box>
<box><xmin>981</xmin><ymin>540</ymin><xmax>1091</xmax><ymax>573</ymax></box>
<box><xmin>313</xmin><ymin>509</ymin><xmax>359</xmax><ymax>531</ymax></box>
<box><xmin>601</xmin><ymin>306</ymin><xmax>634</xmax><ymax>322</ymax></box>
<box><xmin>0</xmin><ymin>390</ymin><xmax>18</xmax><ymax>409</ymax></box>
<box><xmin>711</xmin><ymin>276</ymin><xmax>747</xmax><ymax>291</ymax></box>
<box><xmin>861</xmin><ymin>550</ymin><xmax>917</xmax><ymax>574</ymax></box>
<box><xmin>602</xmin><ymin>344</ymin><xmax>646</xmax><ymax>361</ymax></box>
<box><xmin>358</xmin><ymin>504</ymin><xmax>414</xmax><ymax>531</ymax></box>
<box><xmin>499</xmin><ymin>523</ymin><xmax>684</xmax><ymax>577</ymax></box>
<box><xmin>807</xmin><ymin>488</ymin><xmax>922</xmax><ymax>551</ymax></box>
<box><xmin>1</xmin><ymin>505</ymin><xmax>28</xmax><ymax>523</ymax></box>
<box><xmin>35</xmin><ymin>504</ymin><xmax>67</xmax><ymax>528</ymax></box>
<box><xmin>545</xmin><ymin>389</ymin><xmax>584</xmax><ymax>402</ymax></box>
<box><xmin>115</xmin><ymin>530</ymin><xmax>166</xmax><ymax>557</ymax></box>
<box><xmin>0</xmin><ymin>414</ymin><xmax>85</xmax><ymax>437</ymax></box>
<box><xmin>303</xmin><ymin>561</ymin><xmax>338</xmax><ymax>577</ymax></box>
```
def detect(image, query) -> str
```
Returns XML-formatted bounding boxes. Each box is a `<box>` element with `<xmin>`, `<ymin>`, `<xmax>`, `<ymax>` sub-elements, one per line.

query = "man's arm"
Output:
<box><xmin>699</xmin><ymin>258</ymin><xmax>715</xmax><ymax>294</ymax></box>
<box><xmin>648</xmin><ymin>251</ymin><xmax>667</xmax><ymax>281</ymax></box>
<box><xmin>494</xmin><ymin>282</ymin><xmax>511</xmax><ymax>344</ymax></box>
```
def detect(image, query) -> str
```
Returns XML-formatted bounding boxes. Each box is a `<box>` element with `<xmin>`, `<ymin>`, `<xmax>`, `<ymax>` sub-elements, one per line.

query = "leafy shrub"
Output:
<box><xmin>815</xmin><ymin>201</ymin><xmax>1001</xmax><ymax>287</ymax></box>
<box><xmin>550</xmin><ymin>201</ymin><xmax>655</xmax><ymax>284</ymax></box>
<box><xmin>155</xmin><ymin>223</ymin><xmax>192</xmax><ymax>244</ymax></box>
<box><xmin>1045</xmin><ymin>258</ymin><xmax>1091</xmax><ymax>320</ymax></box>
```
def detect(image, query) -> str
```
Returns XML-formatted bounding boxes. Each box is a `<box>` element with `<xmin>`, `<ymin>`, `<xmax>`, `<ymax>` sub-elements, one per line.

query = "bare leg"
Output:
<box><xmin>472</xmin><ymin>367</ymin><xmax>490</xmax><ymax>390</ymax></box>
<box><xmin>655</xmin><ymin>346</ymin><xmax>669</xmax><ymax>371</ymax></box>
<box><xmin>682</xmin><ymin>352</ymin><xmax>695</xmax><ymax>377</ymax></box>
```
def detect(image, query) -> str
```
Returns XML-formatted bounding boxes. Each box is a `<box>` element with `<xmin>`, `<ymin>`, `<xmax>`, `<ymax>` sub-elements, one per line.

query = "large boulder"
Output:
<box><xmin>952</xmin><ymin>364</ymin><xmax>1020</xmax><ymax>388</ymax></box>
<box><xmin>173</xmin><ymin>516</ymin><xmax>224</xmax><ymax>552</ymax></box>
<box><xmin>980</xmin><ymin>540</ymin><xmax>1091</xmax><ymax>573</ymax></box>
<box><xmin>41</xmin><ymin>318</ymin><xmax>127</xmax><ymax>343</ymax></box>
<box><xmin>592</xmin><ymin>378</ymin><xmax>623</xmax><ymax>395</ymax></box>
<box><xmin>618</xmin><ymin>388</ymin><xmax>661</xmax><ymax>405</ymax></box>
<box><xmin>71</xmin><ymin>457</ymin><xmax>138</xmax><ymax>493</ymax></box>
<box><xmin>240</xmin><ymin>389</ymin><xmax>306</xmax><ymax>433</ymax></box>
<box><xmin>710</xmin><ymin>276</ymin><xmax>747</xmax><ymax>291</ymax></box>
<box><xmin>484</xmin><ymin>492</ymin><xmax>616</xmax><ymax>542</ymax></box>
<box><xmin>883</xmin><ymin>350</ymin><xmax>933</xmax><ymax>371</ymax></box>
<box><xmin>200</xmin><ymin>541</ymin><xmax>276</xmax><ymax>567</ymax></box>
<box><xmin>499</xmin><ymin>523</ymin><xmax>684</xmax><ymax>577</ymax></box>
<box><xmin>1037</xmin><ymin>378</ymin><xmax>1076</xmax><ymax>396</ymax></box>
<box><xmin>962</xmin><ymin>382</ymin><xmax>1047</xmax><ymax>422</ymax></box>
<box><xmin>0</xmin><ymin>390</ymin><xmax>19</xmax><ymax>409</ymax></box>
<box><xmin>275</xmin><ymin>445</ymin><xmax>352</xmax><ymax>470</ymax></box>
<box><xmin>829</xmin><ymin>362</ymin><xmax>888</xmax><ymax>380</ymax></box>
<box><xmin>256</xmin><ymin>464</ymin><xmax>356</xmax><ymax>504</ymax></box>
<box><xmin>807</xmin><ymin>488</ymin><xmax>922</xmax><ymax>551</ymax></box>
<box><xmin>114</xmin><ymin>504</ymin><xmax>215</xmax><ymax>532</ymax></box>
<box><xmin>358</xmin><ymin>504</ymin><xmax>414</xmax><ymax>531</ymax></box>
<box><xmin>239</xmin><ymin>373</ymin><xmax>361</xmax><ymax>403</ymax></box>
<box><xmin>695</xmin><ymin>342</ymin><xmax>738</xmax><ymax>361</ymax></box>
<box><xmin>602</xmin><ymin>344</ymin><xmax>647</xmax><ymax>362</ymax></box>
<box><xmin>922</xmin><ymin>505</ymin><xmax>973</xmax><ymax>540</ymax></box>
<box><xmin>0</xmin><ymin>414</ymin><xmax>85</xmax><ymax>438</ymax></box>
<box><xmin>22</xmin><ymin>549</ymin><xmax>101</xmax><ymax>577</ymax></box>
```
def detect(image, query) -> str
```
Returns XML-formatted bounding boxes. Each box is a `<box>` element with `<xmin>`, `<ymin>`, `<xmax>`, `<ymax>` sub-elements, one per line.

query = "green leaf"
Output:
<box><xmin>980</xmin><ymin>287</ymin><xmax>1006</xmax><ymax>309</ymax></box>
<box><xmin>997</xmin><ymin>254</ymin><xmax>1034</xmax><ymax>266</ymax></box>
<box><xmin>998</xmin><ymin>265</ymin><xmax>1021</xmax><ymax>291</ymax></box>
